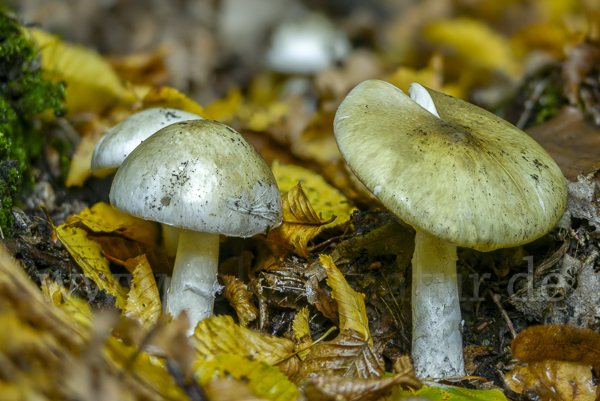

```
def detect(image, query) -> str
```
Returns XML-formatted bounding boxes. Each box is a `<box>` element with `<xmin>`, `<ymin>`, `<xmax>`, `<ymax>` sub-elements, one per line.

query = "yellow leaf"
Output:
<box><xmin>267</xmin><ymin>182</ymin><xmax>336</xmax><ymax>258</ymax></box>
<box><xmin>424</xmin><ymin>17</ymin><xmax>521</xmax><ymax>78</ymax></box>
<box><xmin>202</xmin><ymin>87</ymin><xmax>244</xmax><ymax>122</ymax></box>
<box><xmin>26</xmin><ymin>28</ymin><xmax>135</xmax><ymax>115</ymax></box>
<box><xmin>53</xmin><ymin>223</ymin><xmax>128</xmax><ymax>310</ymax></box>
<box><xmin>272</xmin><ymin>161</ymin><xmax>356</xmax><ymax>234</ymax></box>
<box><xmin>65</xmin><ymin>130</ymin><xmax>102</xmax><ymax>187</ymax></box>
<box><xmin>195</xmin><ymin>354</ymin><xmax>301</xmax><ymax>401</ymax></box>
<box><xmin>40</xmin><ymin>278</ymin><xmax>93</xmax><ymax>329</ymax></box>
<box><xmin>123</xmin><ymin>255</ymin><xmax>161</xmax><ymax>329</ymax></box>
<box><xmin>193</xmin><ymin>315</ymin><xmax>298</xmax><ymax>378</ymax></box>
<box><xmin>393</xmin><ymin>383</ymin><xmax>508</xmax><ymax>401</ymax></box>
<box><xmin>292</xmin><ymin>307</ymin><xmax>312</xmax><ymax>361</ymax></box>
<box><xmin>66</xmin><ymin>202</ymin><xmax>160</xmax><ymax>246</ymax></box>
<box><xmin>141</xmin><ymin>86</ymin><xmax>204</xmax><ymax>116</ymax></box>
<box><xmin>320</xmin><ymin>255</ymin><xmax>370</xmax><ymax>343</ymax></box>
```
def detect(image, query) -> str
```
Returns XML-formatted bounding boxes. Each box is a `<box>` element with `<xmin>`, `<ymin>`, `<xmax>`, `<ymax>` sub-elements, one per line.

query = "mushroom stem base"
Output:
<box><xmin>166</xmin><ymin>230</ymin><xmax>221</xmax><ymax>336</ymax></box>
<box><xmin>411</xmin><ymin>230</ymin><xmax>465</xmax><ymax>378</ymax></box>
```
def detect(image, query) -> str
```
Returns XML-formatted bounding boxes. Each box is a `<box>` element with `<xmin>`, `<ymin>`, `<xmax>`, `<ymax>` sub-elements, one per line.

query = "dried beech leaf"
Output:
<box><xmin>26</xmin><ymin>28</ymin><xmax>135</xmax><ymax>115</ymax></box>
<box><xmin>511</xmin><ymin>324</ymin><xmax>600</xmax><ymax>369</ymax></box>
<box><xmin>67</xmin><ymin>202</ymin><xmax>160</xmax><ymax>246</ymax></box>
<box><xmin>293</xmin><ymin>329</ymin><xmax>385</xmax><ymax>384</ymax></box>
<box><xmin>272</xmin><ymin>161</ymin><xmax>355</xmax><ymax>234</ymax></box>
<box><xmin>505</xmin><ymin>360</ymin><xmax>595</xmax><ymax>401</ymax></box>
<box><xmin>141</xmin><ymin>86</ymin><xmax>204</xmax><ymax>116</ymax></box>
<box><xmin>196</xmin><ymin>354</ymin><xmax>301</xmax><ymax>401</ymax></box>
<box><xmin>394</xmin><ymin>383</ymin><xmax>509</xmax><ymax>401</ymax></box>
<box><xmin>193</xmin><ymin>315</ymin><xmax>299</xmax><ymax>378</ymax></box>
<box><xmin>221</xmin><ymin>274</ymin><xmax>258</xmax><ymax>326</ymax></box>
<box><xmin>267</xmin><ymin>183</ymin><xmax>336</xmax><ymax>258</ymax></box>
<box><xmin>123</xmin><ymin>255</ymin><xmax>161</xmax><ymax>329</ymax></box>
<box><xmin>321</xmin><ymin>255</ymin><xmax>370</xmax><ymax>342</ymax></box>
<box><xmin>53</xmin><ymin>223</ymin><xmax>128</xmax><ymax>310</ymax></box>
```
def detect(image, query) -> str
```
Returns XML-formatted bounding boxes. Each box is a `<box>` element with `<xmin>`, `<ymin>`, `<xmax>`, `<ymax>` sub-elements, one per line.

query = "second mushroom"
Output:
<box><xmin>333</xmin><ymin>79</ymin><xmax>567</xmax><ymax>378</ymax></box>
<box><xmin>110</xmin><ymin>119</ymin><xmax>282</xmax><ymax>335</ymax></box>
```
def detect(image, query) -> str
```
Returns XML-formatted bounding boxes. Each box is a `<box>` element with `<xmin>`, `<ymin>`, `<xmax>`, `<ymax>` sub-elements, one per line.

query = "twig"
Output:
<box><xmin>490</xmin><ymin>291</ymin><xmax>517</xmax><ymax>339</ymax></box>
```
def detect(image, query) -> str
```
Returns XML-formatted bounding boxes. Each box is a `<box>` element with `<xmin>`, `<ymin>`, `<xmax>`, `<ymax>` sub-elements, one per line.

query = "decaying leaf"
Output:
<box><xmin>26</xmin><ymin>28</ymin><xmax>135</xmax><ymax>114</ymax></box>
<box><xmin>40</xmin><ymin>277</ymin><xmax>93</xmax><ymax>329</ymax></box>
<box><xmin>511</xmin><ymin>324</ymin><xmax>600</xmax><ymax>369</ymax></box>
<box><xmin>221</xmin><ymin>274</ymin><xmax>258</xmax><ymax>326</ymax></box>
<box><xmin>91</xmin><ymin>235</ymin><xmax>173</xmax><ymax>275</ymax></box>
<box><xmin>123</xmin><ymin>255</ymin><xmax>161</xmax><ymax>329</ymax></box>
<box><xmin>53</xmin><ymin>223</ymin><xmax>128</xmax><ymax>310</ymax></box>
<box><xmin>272</xmin><ymin>161</ymin><xmax>356</xmax><ymax>233</ymax></box>
<box><xmin>321</xmin><ymin>255</ymin><xmax>370</xmax><ymax>342</ymax></box>
<box><xmin>141</xmin><ymin>86</ymin><xmax>205</xmax><ymax>116</ymax></box>
<box><xmin>67</xmin><ymin>202</ymin><xmax>160</xmax><ymax>246</ymax></box>
<box><xmin>303</xmin><ymin>356</ymin><xmax>421</xmax><ymax>401</ymax></box>
<box><xmin>267</xmin><ymin>183</ymin><xmax>336</xmax><ymax>258</ymax></box>
<box><xmin>505</xmin><ymin>360</ymin><xmax>595</xmax><ymax>401</ymax></box>
<box><xmin>193</xmin><ymin>315</ymin><xmax>299</xmax><ymax>378</ymax></box>
<box><xmin>205</xmin><ymin>379</ymin><xmax>271</xmax><ymax>401</ymax></box>
<box><xmin>293</xmin><ymin>329</ymin><xmax>385</xmax><ymax>384</ymax></box>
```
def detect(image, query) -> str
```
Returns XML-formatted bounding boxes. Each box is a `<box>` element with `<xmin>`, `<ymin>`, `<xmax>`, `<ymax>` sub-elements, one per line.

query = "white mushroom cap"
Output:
<box><xmin>110</xmin><ymin>119</ymin><xmax>282</xmax><ymax>237</ymax></box>
<box><xmin>265</xmin><ymin>13</ymin><xmax>351</xmax><ymax>75</ymax></box>
<box><xmin>334</xmin><ymin>79</ymin><xmax>567</xmax><ymax>251</ymax></box>
<box><xmin>91</xmin><ymin>108</ymin><xmax>203</xmax><ymax>177</ymax></box>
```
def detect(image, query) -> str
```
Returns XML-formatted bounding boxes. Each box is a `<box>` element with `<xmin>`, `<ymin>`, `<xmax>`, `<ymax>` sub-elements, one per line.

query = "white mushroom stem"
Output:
<box><xmin>166</xmin><ymin>230</ymin><xmax>221</xmax><ymax>336</ymax></box>
<box><xmin>411</xmin><ymin>230</ymin><xmax>465</xmax><ymax>378</ymax></box>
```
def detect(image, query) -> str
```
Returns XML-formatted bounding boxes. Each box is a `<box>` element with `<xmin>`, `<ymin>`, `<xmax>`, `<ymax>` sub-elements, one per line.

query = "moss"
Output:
<box><xmin>0</xmin><ymin>6</ymin><xmax>66</xmax><ymax>237</ymax></box>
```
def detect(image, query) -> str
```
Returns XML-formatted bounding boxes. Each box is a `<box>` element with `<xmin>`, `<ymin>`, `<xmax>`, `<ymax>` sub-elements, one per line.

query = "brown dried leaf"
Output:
<box><xmin>511</xmin><ymin>324</ymin><xmax>600</xmax><ymax>369</ymax></box>
<box><xmin>267</xmin><ymin>183</ymin><xmax>336</xmax><ymax>258</ymax></box>
<box><xmin>293</xmin><ymin>329</ymin><xmax>385</xmax><ymax>384</ymax></box>
<box><xmin>193</xmin><ymin>315</ymin><xmax>299</xmax><ymax>378</ymax></box>
<box><xmin>303</xmin><ymin>356</ymin><xmax>421</xmax><ymax>401</ymax></box>
<box><xmin>123</xmin><ymin>255</ymin><xmax>161</xmax><ymax>330</ymax></box>
<box><xmin>526</xmin><ymin>106</ymin><xmax>600</xmax><ymax>180</ymax></box>
<box><xmin>221</xmin><ymin>274</ymin><xmax>258</xmax><ymax>326</ymax></box>
<box><xmin>107</xmin><ymin>45</ymin><xmax>170</xmax><ymax>87</ymax></box>
<box><xmin>505</xmin><ymin>360</ymin><xmax>595</xmax><ymax>401</ymax></box>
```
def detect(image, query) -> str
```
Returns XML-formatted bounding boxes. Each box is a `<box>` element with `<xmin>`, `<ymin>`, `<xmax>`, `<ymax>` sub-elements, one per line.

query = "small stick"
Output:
<box><xmin>490</xmin><ymin>291</ymin><xmax>517</xmax><ymax>339</ymax></box>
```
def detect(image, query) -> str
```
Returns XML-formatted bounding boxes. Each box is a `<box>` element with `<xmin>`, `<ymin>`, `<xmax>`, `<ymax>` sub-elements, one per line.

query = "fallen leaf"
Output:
<box><xmin>293</xmin><ymin>329</ymin><xmax>385</xmax><ymax>384</ymax></box>
<box><xmin>424</xmin><ymin>17</ymin><xmax>521</xmax><ymax>78</ymax></box>
<box><xmin>26</xmin><ymin>28</ymin><xmax>135</xmax><ymax>115</ymax></box>
<box><xmin>141</xmin><ymin>86</ymin><xmax>204</xmax><ymax>116</ymax></box>
<box><xmin>292</xmin><ymin>307</ymin><xmax>312</xmax><ymax>360</ymax></box>
<box><xmin>53</xmin><ymin>223</ymin><xmax>128</xmax><ymax>310</ymax></box>
<box><xmin>202</xmin><ymin>87</ymin><xmax>244</xmax><ymax>122</ymax></box>
<box><xmin>205</xmin><ymin>379</ymin><xmax>271</xmax><ymax>401</ymax></box>
<box><xmin>272</xmin><ymin>161</ymin><xmax>356</xmax><ymax>234</ymax></box>
<box><xmin>303</xmin><ymin>356</ymin><xmax>421</xmax><ymax>401</ymax></box>
<box><xmin>195</xmin><ymin>354</ymin><xmax>301</xmax><ymax>401</ymax></box>
<box><xmin>505</xmin><ymin>360</ymin><xmax>595</xmax><ymax>401</ymax></box>
<box><xmin>65</xmin><ymin>128</ymin><xmax>104</xmax><ymax>187</ymax></box>
<box><xmin>193</xmin><ymin>315</ymin><xmax>299</xmax><ymax>378</ymax></box>
<box><xmin>321</xmin><ymin>255</ymin><xmax>370</xmax><ymax>342</ymax></box>
<box><xmin>67</xmin><ymin>202</ymin><xmax>160</xmax><ymax>246</ymax></box>
<box><xmin>267</xmin><ymin>183</ymin><xmax>336</xmax><ymax>258</ymax></box>
<box><xmin>41</xmin><ymin>277</ymin><xmax>93</xmax><ymax>329</ymax></box>
<box><xmin>526</xmin><ymin>106</ymin><xmax>600</xmax><ymax>180</ymax></box>
<box><xmin>394</xmin><ymin>383</ymin><xmax>509</xmax><ymax>401</ymax></box>
<box><xmin>221</xmin><ymin>274</ymin><xmax>258</xmax><ymax>326</ymax></box>
<box><xmin>107</xmin><ymin>45</ymin><xmax>171</xmax><ymax>87</ymax></box>
<box><xmin>511</xmin><ymin>324</ymin><xmax>600</xmax><ymax>369</ymax></box>
<box><xmin>123</xmin><ymin>255</ymin><xmax>161</xmax><ymax>330</ymax></box>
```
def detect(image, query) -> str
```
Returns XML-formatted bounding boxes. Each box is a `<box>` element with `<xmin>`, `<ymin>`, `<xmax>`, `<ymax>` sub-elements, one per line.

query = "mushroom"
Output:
<box><xmin>91</xmin><ymin>107</ymin><xmax>203</xmax><ymax>255</ymax></box>
<box><xmin>333</xmin><ymin>79</ymin><xmax>567</xmax><ymax>378</ymax></box>
<box><xmin>110</xmin><ymin>119</ymin><xmax>282</xmax><ymax>335</ymax></box>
